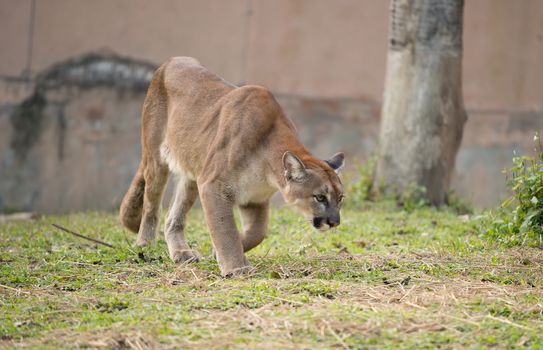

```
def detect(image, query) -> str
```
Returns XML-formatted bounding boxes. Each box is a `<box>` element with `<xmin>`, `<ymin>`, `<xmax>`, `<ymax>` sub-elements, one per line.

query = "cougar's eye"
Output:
<box><xmin>314</xmin><ymin>194</ymin><xmax>326</xmax><ymax>203</ymax></box>
<box><xmin>338</xmin><ymin>195</ymin><xmax>344</xmax><ymax>202</ymax></box>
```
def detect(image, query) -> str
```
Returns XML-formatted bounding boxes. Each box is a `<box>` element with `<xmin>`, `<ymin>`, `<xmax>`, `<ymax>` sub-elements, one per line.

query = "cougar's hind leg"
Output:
<box><xmin>135</xmin><ymin>64</ymin><xmax>170</xmax><ymax>247</ymax></box>
<box><xmin>135</xmin><ymin>158</ymin><xmax>169</xmax><ymax>246</ymax></box>
<box><xmin>165</xmin><ymin>176</ymin><xmax>200</xmax><ymax>263</ymax></box>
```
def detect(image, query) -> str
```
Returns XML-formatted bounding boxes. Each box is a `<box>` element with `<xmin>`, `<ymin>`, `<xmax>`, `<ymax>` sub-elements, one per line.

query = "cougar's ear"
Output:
<box><xmin>325</xmin><ymin>152</ymin><xmax>345</xmax><ymax>173</ymax></box>
<box><xmin>283</xmin><ymin>151</ymin><xmax>307</xmax><ymax>182</ymax></box>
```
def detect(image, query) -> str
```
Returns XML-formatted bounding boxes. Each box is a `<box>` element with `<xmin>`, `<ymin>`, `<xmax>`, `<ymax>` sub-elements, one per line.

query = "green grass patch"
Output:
<box><xmin>1</xmin><ymin>206</ymin><xmax>543</xmax><ymax>349</ymax></box>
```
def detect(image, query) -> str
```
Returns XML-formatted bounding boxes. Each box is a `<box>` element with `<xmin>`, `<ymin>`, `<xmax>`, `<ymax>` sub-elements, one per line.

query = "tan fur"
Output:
<box><xmin>120</xmin><ymin>57</ymin><xmax>345</xmax><ymax>276</ymax></box>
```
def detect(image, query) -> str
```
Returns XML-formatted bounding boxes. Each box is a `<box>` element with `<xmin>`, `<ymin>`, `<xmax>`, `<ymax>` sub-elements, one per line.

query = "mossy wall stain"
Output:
<box><xmin>9</xmin><ymin>88</ymin><xmax>46</xmax><ymax>161</ymax></box>
<box><xmin>7</xmin><ymin>51</ymin><xmax>157</xmax><ymax>164</ymax></box>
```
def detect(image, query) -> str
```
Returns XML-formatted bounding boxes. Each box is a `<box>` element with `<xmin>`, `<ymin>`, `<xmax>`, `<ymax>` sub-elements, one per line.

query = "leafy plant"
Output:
<box><xmin>344</xmin><ymin>155</ymin><xmax>427</xmax><ymax>210</ymax></box>
<box><xmin>345</xmin><ymin>156</ymin><xmax>377</xmax><ymax>208</ymax></box>
<box><xmin>445</xmin><ymin>190</ymin><xmax>473</xmax><ymax>215</ymax></box>
<box><xmin>486</xmin><ymin>133</ymin><xmax>543</xmax><ymax>246</ymax></box>
<box><xmin>396</xmin><ymin>183</ymin><xmax>429</xmax><ymax>211</ymax></box>
<box><xmin>345</xmin><ymin>155</ymin><xmax>472</xmax><ymax>213</ymax></box>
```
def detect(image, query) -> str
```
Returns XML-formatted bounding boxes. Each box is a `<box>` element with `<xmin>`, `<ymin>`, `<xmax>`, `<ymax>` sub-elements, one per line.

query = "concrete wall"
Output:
<box><xmin>1</xmin><ymin>0</ymin><xmax>542</xmax><ymax>210</ymax></box>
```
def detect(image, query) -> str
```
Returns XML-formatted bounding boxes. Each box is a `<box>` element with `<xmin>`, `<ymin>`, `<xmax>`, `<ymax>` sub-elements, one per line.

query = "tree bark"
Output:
<box><xmin>374</xmin><ymin>0</ymin><xmax>467</xmax><ymax>206</ymax></box>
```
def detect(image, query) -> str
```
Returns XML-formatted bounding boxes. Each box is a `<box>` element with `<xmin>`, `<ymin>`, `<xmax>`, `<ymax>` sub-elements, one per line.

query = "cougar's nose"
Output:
<box><xmin>327</xmin><ymin>214</ymin><xmax>340</xmax><ymax>228</ymax></box>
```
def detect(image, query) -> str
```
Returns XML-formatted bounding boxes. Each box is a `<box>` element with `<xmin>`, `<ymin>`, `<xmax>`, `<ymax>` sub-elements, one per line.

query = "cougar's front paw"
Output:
<box><xmin>171</xmin><ymin>249</ymin><xmax>201</xmax><ymax>264</ymax></box>
<box><xmin>219</xmin><ymin>256</ymin><xmax>252</xmax><ymax>278</ymax></box>
<box><xmin>222</xmin><ymin>265</ymin><xmax>253</xmax><ymax>278</ymax></box>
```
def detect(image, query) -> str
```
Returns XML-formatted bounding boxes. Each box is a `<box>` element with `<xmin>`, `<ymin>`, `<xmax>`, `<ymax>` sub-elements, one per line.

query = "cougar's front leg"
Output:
<box><xmin>199</xmin><ymin>181</ymin><xmax>250</xmax><ymax>277</ymax></box>
<box><xmin>239</xmin><ymin>201</ymin><xmax>269</xmax><ymax>252</ymax></box>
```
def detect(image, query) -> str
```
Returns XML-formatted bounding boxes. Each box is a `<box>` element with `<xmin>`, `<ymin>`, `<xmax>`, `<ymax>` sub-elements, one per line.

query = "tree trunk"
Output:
<box><xmin>374</xmin><ymin>0</ymin><xmax>467</xmax><ymax>206</ymax></box>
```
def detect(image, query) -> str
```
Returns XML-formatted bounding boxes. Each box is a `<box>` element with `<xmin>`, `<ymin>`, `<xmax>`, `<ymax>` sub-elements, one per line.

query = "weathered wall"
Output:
<box><xmin>0</xmin><ymin>54</ymin><xmax>154</xmax><ymax>212</ymax></box>
<box><xmin>1</xmin><ymin>0</ymin><xmax>542</xmax><ymax>210</ymax></box>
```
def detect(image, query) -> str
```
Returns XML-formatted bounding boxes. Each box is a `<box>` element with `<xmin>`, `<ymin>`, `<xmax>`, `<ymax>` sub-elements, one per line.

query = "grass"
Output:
<box><xmin>1</xmin><ymin>203</ymin><xmax>543</xmax><ymax>349</ymax></box>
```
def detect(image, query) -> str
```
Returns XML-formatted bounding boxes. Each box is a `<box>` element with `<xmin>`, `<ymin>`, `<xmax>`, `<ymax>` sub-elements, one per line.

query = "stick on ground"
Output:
<box><xmin>52</xmin><ymin>223</ymin><xmax>115</xmax><ymax>249</ymax></box>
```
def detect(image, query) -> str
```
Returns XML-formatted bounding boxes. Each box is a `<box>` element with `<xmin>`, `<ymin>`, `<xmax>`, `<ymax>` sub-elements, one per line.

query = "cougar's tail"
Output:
<box><xmin>119</xmin><ymin>162</ymin><xmax>145</xmax><ymax>233</ymax></box>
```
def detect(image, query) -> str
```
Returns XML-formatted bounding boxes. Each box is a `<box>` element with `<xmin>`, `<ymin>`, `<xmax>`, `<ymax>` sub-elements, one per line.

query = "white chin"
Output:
<box><xmin>316</xmin><ymin>224</ymin><xmax>331</xmax><ymax>232</ymax></box>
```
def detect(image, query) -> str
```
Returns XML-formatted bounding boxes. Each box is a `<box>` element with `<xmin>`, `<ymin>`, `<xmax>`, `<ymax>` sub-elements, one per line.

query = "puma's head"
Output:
<box><xmin>282</xmin><ymin>151</ymin><xmax>345</xmax><ymax>231</ymax></box>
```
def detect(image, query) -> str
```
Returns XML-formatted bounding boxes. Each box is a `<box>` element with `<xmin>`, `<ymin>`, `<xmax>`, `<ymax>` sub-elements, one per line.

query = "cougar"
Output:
<box><xmin>120</xmin><ymin>57</ymin><xmax>345</xmax><ymax>276</ymax></box>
